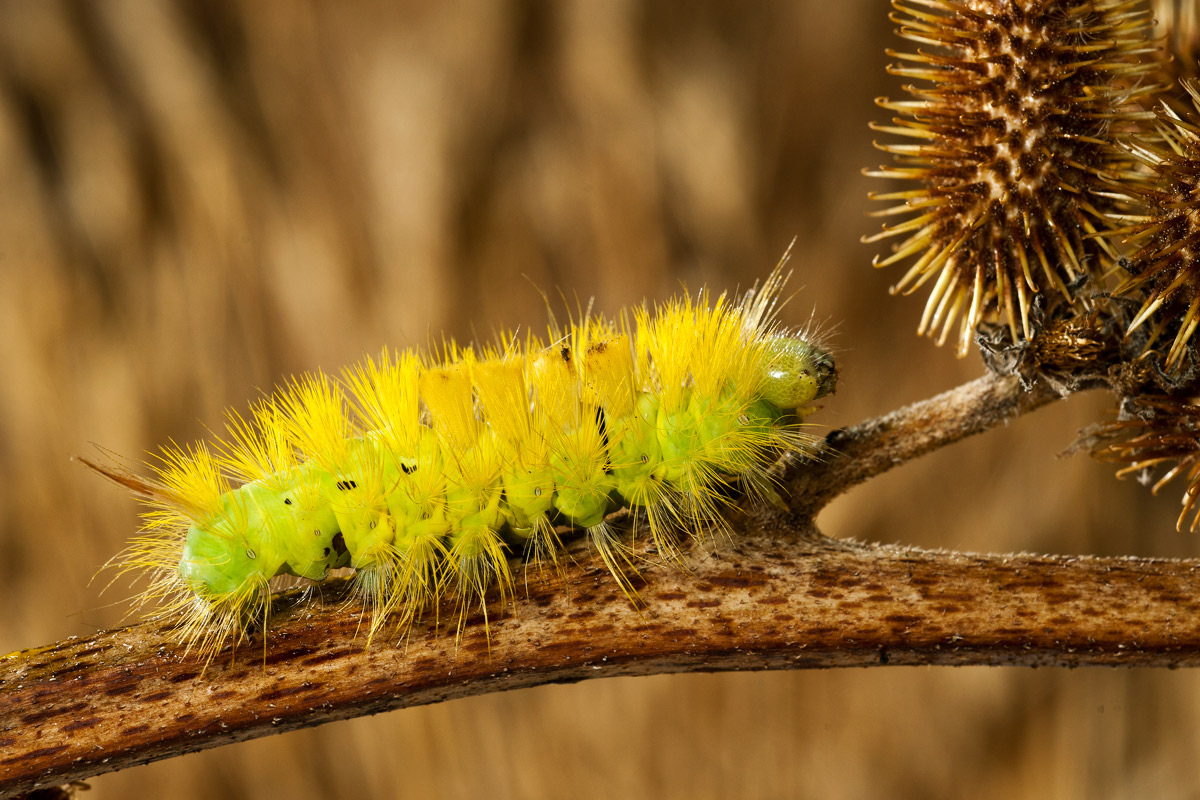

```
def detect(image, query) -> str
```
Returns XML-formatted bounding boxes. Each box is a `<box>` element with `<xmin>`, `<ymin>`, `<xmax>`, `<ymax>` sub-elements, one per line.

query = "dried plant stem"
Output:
<box><xmin>787</xmin><ymin>371</ymin><xmax>1069</xmax><ymax>513</ymax></box>
<box><xmin>3</xmin><ymin>371</ymin><xmax>1193</xmax><ymax>797</ymax></box>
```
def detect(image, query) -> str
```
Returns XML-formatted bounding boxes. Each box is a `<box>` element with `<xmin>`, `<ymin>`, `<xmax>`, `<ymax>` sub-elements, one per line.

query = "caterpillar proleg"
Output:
<box><xmin>86</xmin><ymin>267</ymin><xmax>836</xmax><ymax>659</ymax></box>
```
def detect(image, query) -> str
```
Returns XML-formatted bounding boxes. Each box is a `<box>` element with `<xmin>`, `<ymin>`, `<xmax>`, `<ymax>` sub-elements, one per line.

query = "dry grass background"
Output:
<box><xmin>2</xmin><ymin>1</ymin><xmax>1200</xmax><ymax>797</ymax></box>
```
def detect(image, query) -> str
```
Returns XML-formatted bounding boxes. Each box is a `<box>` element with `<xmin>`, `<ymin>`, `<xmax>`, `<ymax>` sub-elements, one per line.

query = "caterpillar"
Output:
<box><xmin>86</xmin><ymin>268</ymin><xmax>836</xmax><ymax>660</ymax></box>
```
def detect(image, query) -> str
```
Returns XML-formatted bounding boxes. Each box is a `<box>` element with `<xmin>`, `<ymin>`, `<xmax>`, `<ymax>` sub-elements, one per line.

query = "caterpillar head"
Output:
<box><xmin>759</xmin><ymin>336</ymin><xmax>837</xmax><ymax>411</ymax></box>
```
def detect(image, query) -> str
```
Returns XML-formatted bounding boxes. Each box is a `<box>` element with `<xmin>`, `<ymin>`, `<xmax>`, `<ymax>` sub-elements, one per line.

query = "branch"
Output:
<box><xmin>3</xmin><ymin>371</ymin><xmax>1185</xmax><ymax>797</ymax></box>
<box><xmin>785</xmin><ymin>371</ymin><xmax>1067</xmax><ymax>513</ymax></box>
<box><xmin>4</xmin><ymin>529</ymin><xmax>1200</xmax><ymax>795</ymax></box>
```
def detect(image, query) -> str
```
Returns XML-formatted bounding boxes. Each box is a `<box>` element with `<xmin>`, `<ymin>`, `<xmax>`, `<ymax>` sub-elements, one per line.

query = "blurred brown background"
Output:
<box><xmin>2</xmin><ymin>1</ymin><xmax>1199</xmax><ymax>797</ymax></box>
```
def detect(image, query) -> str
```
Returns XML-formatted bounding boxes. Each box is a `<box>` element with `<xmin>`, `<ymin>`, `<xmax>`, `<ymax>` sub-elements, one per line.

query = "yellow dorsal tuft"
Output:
<box><xmin>343</xmin><ymin>348</ymin><xmax>422</xmax><ymax>454</ymax></box>
<box><xmin>145</xmin><ymin>442</ymin><xmax>228</xmax><ymax>527</ymax></box>
<box><xmin>472</xmin><ymin>353</ymin><xmax>531</xmax><ymax>447</ymax></box>
<box><xmin>419</xmin><ymin>352</ymin><xmax>479</xmax><ymax>451</ymax></box>
<box><xmin>218</xmin><ymin>400</ymin><xmax>298</xmax><ymax>486</ymax></box>
<box><xmin>278</xmin><ymin>371</ymin><xmax>352</xmax><ymax>471</ymax></box>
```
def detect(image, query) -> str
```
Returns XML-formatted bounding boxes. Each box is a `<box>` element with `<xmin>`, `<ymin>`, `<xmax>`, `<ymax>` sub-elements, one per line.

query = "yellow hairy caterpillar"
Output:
<box><xmin>86</xmin><ymin>269</ymin><xmax>836</xmax><ymax>659</ymax></box>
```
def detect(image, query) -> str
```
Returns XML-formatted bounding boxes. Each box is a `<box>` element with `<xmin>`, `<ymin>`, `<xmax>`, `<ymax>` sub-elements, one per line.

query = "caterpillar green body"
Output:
<box><xmin>99</xmin><ymin>269</ymin><xmax>836</xmax><ymax>657</ymax></box>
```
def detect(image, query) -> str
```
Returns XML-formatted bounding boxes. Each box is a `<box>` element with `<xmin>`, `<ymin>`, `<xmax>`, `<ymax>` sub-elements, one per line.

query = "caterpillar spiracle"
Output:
<box><xmin>86</xmin><ymin>268</ymin><xmax>836</xmax><ymax>659</ymax></box>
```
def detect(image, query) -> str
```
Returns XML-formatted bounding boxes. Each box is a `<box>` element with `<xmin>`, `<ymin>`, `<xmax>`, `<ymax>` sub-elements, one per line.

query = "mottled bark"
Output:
<box><xmin>4</xmin><ymin>372</ymin><xmax>1195</xmax><ymax>798</ymax></box>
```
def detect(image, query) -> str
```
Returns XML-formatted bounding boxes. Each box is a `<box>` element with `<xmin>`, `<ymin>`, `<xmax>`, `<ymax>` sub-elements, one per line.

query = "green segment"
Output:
<box><xmin>178</xmin><ymin>484</ymin><xmax>285</xmax><ymax>599</ymax></box>
<box><xmin>383</xmin><ymin>428</ymin><xmax>453</xmax><ymax>553</ymax></box>
<box><xmin>549</xmin><ymin>420</ymin><xmax>616</xmax><ymax>529</ymax></box>
<box><xmin>179</xmin><ymin>521</ymin><xmax>263</xmax><ymax>599</ymax></box>
<box><xmin>274</xmin><ymin>466</ymin><xmax>346</xmax><ymax>580</ymax></box>
<box><xmin>178</xmin><ymin>474</ymin><xmax>353</xmax><ymax>600</ymax></box>
<box><xmin>608</xmin><ymin>393</ymin><xmax>668</xmax><ymax>510</ymax></box>
<box><xmin>322</xmin><ymin>438</ymin><xmax>394</xmax><ymax>570</ymax></box>
<box><xmin>442</xmin><ymin>432</ymin><xmax>506</xmax><ymax>543</ymax></box>
<box><xmin>500</xmin><ymin>462</ymin><xmax>557</xmax><ymax>538</ymax></box>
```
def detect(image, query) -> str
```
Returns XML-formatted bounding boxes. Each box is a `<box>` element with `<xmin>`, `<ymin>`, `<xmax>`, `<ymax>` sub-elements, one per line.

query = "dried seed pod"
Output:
<box><xmin>865</xmin><ymin>0</ymin><xmax>1158</xmax><ymax>355</ymax></box>
<box><xmin>1090</xmin><ymin>396</ymin><xmax>1200</xmax><ymax>530</ymax></box>
<box><xmin>1109</xmin><ymin>80</ymin><xmax>1200</xmax><ymax>371</ymax></box>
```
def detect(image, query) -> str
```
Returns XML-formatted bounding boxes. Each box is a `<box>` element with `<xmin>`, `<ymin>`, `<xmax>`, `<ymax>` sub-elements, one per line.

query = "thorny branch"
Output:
<box><xmin>3</xmin><ymin>371</ymin><xmax>1200</xmax><ymax>797</ymax></box>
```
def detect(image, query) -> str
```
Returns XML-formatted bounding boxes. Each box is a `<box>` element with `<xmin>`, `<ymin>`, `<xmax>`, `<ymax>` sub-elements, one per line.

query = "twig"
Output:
<box><xmin>3</xmin><ymin>371</ymin><xmax>1192</xmax><ymax>797</ymax></box>
<box><xmin>786</xmin><ymin>371</ymin><xmax>1068</xmax><ymax>514</ymax></box>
